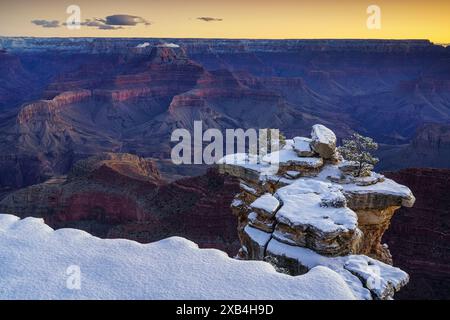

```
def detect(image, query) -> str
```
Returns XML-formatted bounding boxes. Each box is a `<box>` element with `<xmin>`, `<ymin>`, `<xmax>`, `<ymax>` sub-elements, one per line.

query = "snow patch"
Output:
<box><xmin>156</xmin><ymin>43</ymin><xmax>180</xmax><ymax>48</ymax></box>
<box><xmin>0</xmin><ymin>214</ymin><xmax>357</xmax><ymax>300</ymax></box>
<box><xmin>250</xmin><ymin>193</ymin><xmax>280</xmax><ymax>215</ymax></box>
<box><xmin>136</xmin><ymin>42</ymin><xmax>150</xmax><ymax>48</ymax></box>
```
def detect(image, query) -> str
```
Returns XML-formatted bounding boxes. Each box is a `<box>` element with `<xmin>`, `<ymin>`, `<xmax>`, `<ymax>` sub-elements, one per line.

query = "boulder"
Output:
<box><xmin>310</xmin><ymin>124</ymin><xmax>337</xmax><ymax>159</ymax></box>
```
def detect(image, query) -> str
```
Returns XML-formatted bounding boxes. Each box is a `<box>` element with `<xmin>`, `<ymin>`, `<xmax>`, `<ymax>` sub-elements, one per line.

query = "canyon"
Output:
<box><xmin>0</xmin><ymin>38</ymin><xmax>449</xmax><ymax>190</ymax></box>
<box><xmin>0</xmin><ymin>38</ymin><xmax>449</xmax><ymax>299</ymax></box>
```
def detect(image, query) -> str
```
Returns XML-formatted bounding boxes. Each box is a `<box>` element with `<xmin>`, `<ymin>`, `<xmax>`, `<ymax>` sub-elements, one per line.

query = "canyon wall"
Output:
<box><xmin>383</xmin><ymin>168</ymin><xmax>450</xmax><ymax>300</ymax></box>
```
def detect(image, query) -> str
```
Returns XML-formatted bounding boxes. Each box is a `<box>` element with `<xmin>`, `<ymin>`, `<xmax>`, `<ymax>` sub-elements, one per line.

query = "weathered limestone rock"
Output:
<box><xmin>310</xmin><ymin>124</ymin><xmax>337</xmax><ymax>159</ymax></box>
<box><xmin>218</xmin><ymin>124</ymin><xmax>415</xmax><ymax>299</ymax></box>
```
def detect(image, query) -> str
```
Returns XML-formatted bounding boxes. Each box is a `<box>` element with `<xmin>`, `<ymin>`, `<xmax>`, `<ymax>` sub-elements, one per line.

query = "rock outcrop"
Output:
<box><xmin>218</xmin><ymin>124</ymin><xmax>415</xmax><ymax>299</ymax></box>
<box><xmin>310</xmin><ymin>124</ymin><xmax>337</xmax><ymax>159</ymax></box>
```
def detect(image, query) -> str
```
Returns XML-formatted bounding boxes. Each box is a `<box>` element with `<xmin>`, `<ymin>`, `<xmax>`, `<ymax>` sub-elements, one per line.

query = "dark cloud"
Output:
<box><xmin>31</xmin><ymin>20</ymin><xmax>60</xmax><ymax>28</ymax></box>
<box><xmin>197</xmin><ymin>17</ymin><xmax>223</xmax><ymax>22</ymax></box>
<box><xmin>103</xmin><ymin>15</ymin><xmax>151</xmax><ymax>26</ymax></box>
<box><xmin>75</xmin><ymin>19</ymin><xmax>123</xmax><ymax>30</ymax></box>
<box><xmin>98</xmin><ymin>24</ymin><xmax>123</xmax><ymax>30</ymax></box>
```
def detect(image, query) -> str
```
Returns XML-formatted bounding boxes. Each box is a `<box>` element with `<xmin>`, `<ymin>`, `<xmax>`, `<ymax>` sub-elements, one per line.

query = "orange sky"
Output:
<box><xmin>0</xmin><ymin>0</ymin><xmax>449</xmax><ymax>42</ymax></box>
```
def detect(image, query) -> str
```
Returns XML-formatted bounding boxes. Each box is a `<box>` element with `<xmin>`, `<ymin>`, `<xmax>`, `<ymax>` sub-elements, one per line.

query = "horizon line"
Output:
<box><xmin>0</xmin><ymin>36</ymin><xmax>437</xmax><ymax>42</ymax></box>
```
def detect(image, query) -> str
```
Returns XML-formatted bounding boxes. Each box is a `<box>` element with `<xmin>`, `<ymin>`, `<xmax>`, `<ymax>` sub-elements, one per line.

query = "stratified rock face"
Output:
<box><xmin>148</xmin><ymin>44</ymin><xmax>188</xmax><ymax>64</ymax></box>
<box><xmin>17</xmin><ymin>90</ymin><xmax>92</xmax><ymax>124</ymax></box>
<box><xmin>383</xmin><ymin>168</ymin><xmax>450</xmax><ymax>300</ymax></box>
<box><xmin>0</xmin><ymin>153</ymin><xmax>241</xmax><ymax>255</ymax></box>
<box><xmin>218</xmin><ymin>124</ymin><xmax>415</xmax><ymax>300</ymax></box>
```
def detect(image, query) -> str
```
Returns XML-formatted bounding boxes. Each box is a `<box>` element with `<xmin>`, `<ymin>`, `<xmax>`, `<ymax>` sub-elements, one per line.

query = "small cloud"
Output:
<box><xmin>197</xmin><ymin>17</ymin><xmax>223</xmax><ymax>22</ymax></box>
<box><xmin>31</xmin><ymin>20</ymin><xmax>60</xmax><ymax>28</ymax></box>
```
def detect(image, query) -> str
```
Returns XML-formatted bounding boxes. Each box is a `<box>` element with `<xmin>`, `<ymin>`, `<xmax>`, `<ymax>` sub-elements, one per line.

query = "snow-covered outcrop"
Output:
<box><xmin>0</xmin><ymin>214</ymin><xmax>357</xmax><ymax>300</ymax></box>
<box><xmin>218</xmin><ymin>124</ymin><xmax>415</xmax><ymax>300</ymax></box>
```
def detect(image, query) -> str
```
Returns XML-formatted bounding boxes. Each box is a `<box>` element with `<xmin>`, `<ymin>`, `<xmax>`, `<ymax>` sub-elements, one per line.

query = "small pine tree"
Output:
<box><xmin>338</xmin><ymin>133</ymin><xmax>379</xmax><ymax>177</ymax></box>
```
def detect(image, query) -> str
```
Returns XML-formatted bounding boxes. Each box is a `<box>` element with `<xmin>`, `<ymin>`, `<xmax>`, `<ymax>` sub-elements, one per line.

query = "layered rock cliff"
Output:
<box><xmin>218</xmin><ymin>125</ymin><xmax>415</xmax><ymax>299</ymax></box>
<box><xmin>383</xmin><ymin>168</ymin><xmax>450</xmax><ymax>299</ymax></box>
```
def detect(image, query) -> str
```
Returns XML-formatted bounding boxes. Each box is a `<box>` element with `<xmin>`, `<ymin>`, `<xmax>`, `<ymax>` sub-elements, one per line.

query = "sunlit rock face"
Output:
<box><xmin>218</xmin><ymin>124</ymin><xmax>415</xmax><ymax>300</ymax></box>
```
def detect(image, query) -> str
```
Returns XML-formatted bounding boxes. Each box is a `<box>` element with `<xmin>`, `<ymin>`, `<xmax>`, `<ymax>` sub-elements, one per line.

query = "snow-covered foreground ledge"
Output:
<box><xmin>0</xmin><ymin>214</ymin><xmax>357</xmax><ymax>300</ymax></box>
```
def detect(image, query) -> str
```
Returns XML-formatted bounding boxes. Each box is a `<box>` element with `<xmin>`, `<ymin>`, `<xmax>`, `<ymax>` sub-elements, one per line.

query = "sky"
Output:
<box><xmin>0</xmin><ymin>0</ymin><xmax>449</xmax><ymax>43</ymax></box>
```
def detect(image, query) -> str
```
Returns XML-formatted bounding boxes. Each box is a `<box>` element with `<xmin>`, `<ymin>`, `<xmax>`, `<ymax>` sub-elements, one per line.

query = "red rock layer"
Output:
<box><xmin>17</xmin><ymin>90</ymin><xmax>92</xmax><ymax>124</ymax></box>
<box><xmin>0</xmin><ymin>154</ymin><xmax>241</xmax><ymax>256</ymax></box>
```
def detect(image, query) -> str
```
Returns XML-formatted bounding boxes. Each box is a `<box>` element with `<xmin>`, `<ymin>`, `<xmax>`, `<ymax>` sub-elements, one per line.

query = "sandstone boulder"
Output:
<box><xmin>310</xmin><ymin>124</ymin><xmax>337</xmax><ymax>159</ymax></box>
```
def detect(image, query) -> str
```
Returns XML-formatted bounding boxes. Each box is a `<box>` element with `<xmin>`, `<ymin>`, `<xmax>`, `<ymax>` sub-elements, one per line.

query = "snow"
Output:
<box><xmin>343</xmin><ymin>256</ymin><xmax>409</xmax><ymax>299</ymax></box>
<box><xmin>275</xmin><ymin>192</ymin><xmax>358</xmax><ymax>233</ymax></box>
<box><xmin>316</xmin><ymin>164</ymin><xmax>414</xmax><ymax>203</ymax></box>
<box><xmin>262</xmin><ymin>149</ymin><xmax>323</xmax><ymax>168</ymax></box>
<box><xmin>231</xmin><ymin>198</ymin><xmax>244</xmax><ymax>208</ymax></box>
<box><xmin>218</xmin><ymin>153</ymin><xmax>255</xmax><ymax>165</ymax></box>
<box><xmin>250</xmin><ymin>193</ymin><xmax>280</xmax><ymax>215</ymax></box>
<box><xmin>285</xmin><ymin>170</ymin><xmax>301</xmax><ymax>178</ymax></box>
<box><xmin>276</xmin><ymin>178</ymin><xmax>341</xmax><ymax>197</ymax></box>
<box><xmin>136</xmin><ymin>42</ymin><xmax>150</xmax><ymax>48</ymax></box>
<box><xmin>267</xmin><ymin>238</ymin><xmax>371</xmax><ymax>300</ymax></box>
<box><xmin>156</xmin><ymin>43</ymin><xmax>180</xmax><ymax>48</ymax></box>
<box><xmin>0</xmin><ymin>214</ymin><xmax>357</xmax><ymax>300</ymax></box>
<box><xmin>244</xmin><ymin>225</ymin><xmax>272</xmax><ymax>247</ymax></box>
<box><xmin>311</xmin><ymin>124</ymin><xmax>336</xmax><ymax>146</ymax></box>
<box><xmin>240</xmin><ymin>182</ymin><xmax>258</xmax><ymax>195</ymax></box>
<box><xmin>267</xmin><ymin>238</ymin><xmax>408</xmax><ymax>300</ymax></box>
<box><xmin>343</xmin><ymin>177</ymin><xmax>413</xmax><ymax>198</ymax></box>
<box><xmin>293</xmin><ymin>137</ymin><xmax>313</xmax><ymax>154</ymax></box>
<box><xmin>247</xmin><ymin>211</ymin><xmax>258</xmax><ymax>222</ymax></box>
<box><xmin>273</xmin><ymin>179</ymin><xmax>356</xmax><ymax>233</ymax></box>
<box><xmin>218</xmin><ymin>153</ymin><xmax>279</xmax><ymax>177</ymax></box>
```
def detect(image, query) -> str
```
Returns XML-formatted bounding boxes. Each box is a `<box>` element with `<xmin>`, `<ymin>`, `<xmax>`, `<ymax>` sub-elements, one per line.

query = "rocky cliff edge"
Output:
<box><xmin>218</xmin><ymin>124</ymin><xmax>415</xmax><ymax>300</ymax></box>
